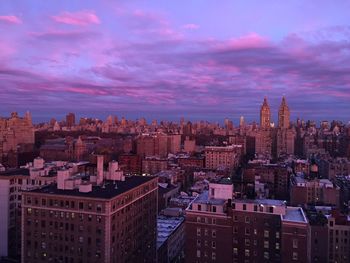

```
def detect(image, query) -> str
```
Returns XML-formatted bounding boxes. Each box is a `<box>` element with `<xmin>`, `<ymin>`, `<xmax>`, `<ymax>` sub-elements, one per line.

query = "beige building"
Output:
<box><xmin>205</xmin><ymin>145</ymin><xmax>240</xmax><ymax>170</ymax></box>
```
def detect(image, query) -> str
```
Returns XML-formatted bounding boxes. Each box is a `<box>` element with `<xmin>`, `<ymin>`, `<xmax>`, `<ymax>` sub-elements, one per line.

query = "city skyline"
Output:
<box><xmin>1</xmin><ymin>1</ymin><xmax>350</xmax><ymax>122</ymax></box>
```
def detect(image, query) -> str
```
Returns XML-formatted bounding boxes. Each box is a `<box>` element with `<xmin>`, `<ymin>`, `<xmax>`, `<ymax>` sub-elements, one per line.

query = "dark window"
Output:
<box><xmin>243</xmin><ymin>204</ymin><xmax>247</xmax><ymax>211</ymax></box>
<box><xmin>254</xmin><ymin>205</ymin><xmax>257</xmax><ymax>212</ymax></box>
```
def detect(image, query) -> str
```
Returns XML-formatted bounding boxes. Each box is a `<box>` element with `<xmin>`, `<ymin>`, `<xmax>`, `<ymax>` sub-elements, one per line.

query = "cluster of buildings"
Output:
<box><xmin>0</xmin><ymin>96</ymin><xmax>349</xmax><ymax>263</ymax></box>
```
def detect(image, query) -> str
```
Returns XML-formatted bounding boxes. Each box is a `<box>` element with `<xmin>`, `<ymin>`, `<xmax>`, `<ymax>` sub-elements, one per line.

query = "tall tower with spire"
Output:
<box><xmin>276</xmin><ymin>96</ymin><xmax>295</xmax><ymax>157</ymax></box>
<box><xmin>278</xmin><ymin>96</ymin><xmax>290</xmax><ymax>129</ymax></box>
<box><xmin>260</xmin><ymin>97</ymin><xmax>271</xmax><ymax>130</ymax></box>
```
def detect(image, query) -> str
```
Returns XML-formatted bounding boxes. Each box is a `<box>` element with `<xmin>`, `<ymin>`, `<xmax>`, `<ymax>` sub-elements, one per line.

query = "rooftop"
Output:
<box><xmin>233</xmin><ymin>199</ymin><xmax>286</xmax><ymax>206</ymax></box>
<box><xmin>157</xmin><ymin>215</ymin><xmax>185</xmax><ymax>249</ymax></box>
<box><xmin>0</xmin><ymin>168</ymin><xmax>30</xmax><ymax>176</ymax></box>
<box><xmin>282</xmin><ymin>207</ymin><xmax>308</xmax><ymax>223</ymax></box>
<box><xmin>26</xmin><ymin>176</ymin><xmax>156</xmax><ymax>199</ymax></box>
<box><xmin>194</xmin><ymin>191</ymin><xmax>226</xmax><ymax>205</ymax></box>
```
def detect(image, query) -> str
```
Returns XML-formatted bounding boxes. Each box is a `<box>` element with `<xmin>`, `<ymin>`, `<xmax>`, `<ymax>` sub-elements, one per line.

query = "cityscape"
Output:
<box><xmin>1</xmin><ymin>1</ymin><xmax>350</xmax><ymax>263</ymax></box>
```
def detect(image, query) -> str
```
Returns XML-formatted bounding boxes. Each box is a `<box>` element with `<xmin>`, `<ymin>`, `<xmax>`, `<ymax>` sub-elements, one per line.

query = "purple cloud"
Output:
<box><xmin>183</xmin><ymin>24</ymin><xmax>200</xmax><ymax>30</ymax></box>
<box><xmin>0</xmin><ymin>15</ymin><xmax>22</xmax><ymax>24</ymax></box>
<box><xmin>52</xmin><ymin>10</ymin><xmax>100</xmax><ymax>26</ymax></box>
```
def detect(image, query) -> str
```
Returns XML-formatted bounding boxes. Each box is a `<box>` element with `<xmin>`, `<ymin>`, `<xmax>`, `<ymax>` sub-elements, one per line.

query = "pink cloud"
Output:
<box><xmin>52</xmin><ymin>10</ymin><xmax>100</xmax><ymax>26</ymax></box>
<box><xmin>226</xmin><ymin>33</ymin><xmax>270</xmax><ymax>49</ymax></box>
<box><xmin>183</xmin><ymin>24</ymin><xmax>200</xmax><ymax>30</ymax></box>
<box><xmin>0</xmin><ymin>15</ymin><xmax>22</xmax><ymax>24</ymax></box>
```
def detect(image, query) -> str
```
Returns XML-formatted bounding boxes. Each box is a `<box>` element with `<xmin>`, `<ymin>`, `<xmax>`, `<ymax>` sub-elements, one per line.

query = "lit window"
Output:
<box><xmin>292</xmin><ymin>252</ymin><xmax>298</xmax><ymax>260</ymax></box>
<box><xmin>293</xmin><ymin>239</ymin><xmax>298</xmax><ymax>248</ymax></box>
<box><xmin>264</xmin><ymin>241</ymin><xmax>269</xmax><ymax>249</ymax></box>
<box><xmin>197</xmin><ymin>228</ymin><xmax>201</xmax><ymax>237</ymax></box>
<box><xmin>197</xmin><ymin>250</ymin><xmax>201</xmax><ymax>258</ymax></box>
<box><xmin>276</xmin><ymin>242</ymin><xmax>280</xmax><ymax>250</ymax></box>
<box><xmin>233</xmin><ymin>248</ymin><xmax>238</xmax><ymax>255</ymax></box>
<box><xmin>276</xmin><ymin>232</ymin><xmax>280</xmax><ymax>239</ymax></box>
<box><xmin>264</xmin><ymin>252</ymin><xmax>269</xmax><ymax>259</ymax></box>
<box><xmin>212</xmin><ymin>252</ymin><xmax>216</xmax><ymax>260</ymax></box>
<box><xmin>197</xmin><ymin>217</ymin><xmax>201</xmax><ymax>222</ymax></box>
<box><xmin>212</xmin><ymin>241</ymin><xmax>216</xmax><ymax>249</ymax></box>
<box><xmin>264</xmin><ymin>230</ymin><xmax>269</xmax><ymax>238</ymax></box>
<box><xmin>212</xmin><ymin>230</ymin><xmax>216</xmax><ymax>238</ymax></box>
<box><xmin>245</xmin><ymin>249</ymin><xmax>250</xmax><ymax>257</ymax></box>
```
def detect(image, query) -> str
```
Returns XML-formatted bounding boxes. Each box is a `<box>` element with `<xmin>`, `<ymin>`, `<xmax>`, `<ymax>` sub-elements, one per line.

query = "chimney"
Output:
<box><xmin>97</xmin><ymin>155</ymin><xmax>104</xmax><ymax>185</ymax></box>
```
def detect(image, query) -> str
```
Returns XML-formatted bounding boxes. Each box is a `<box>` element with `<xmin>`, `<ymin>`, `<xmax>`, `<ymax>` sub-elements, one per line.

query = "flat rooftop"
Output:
<box><xmin>27</xmin><ymin>176</ymin><xmax>156</xmax><ymax>199</ymax></box>
<box><xmin>0</xmin><ymin>168</ymin><xmax>30</xmax><ymax>176</ymax></box>
<box><xmin>282</xmin><ymin>207</ymin><xmax>308</xmax><ymax>223</ymax></box>
<box><xmin>194</xmin><ymin>191</ymin><xmax>226</xmax><ymax>205</ymax></box>
<box><xmin>157</xmin><ymin>215</ymin><xmax>184</xmax><ymax>249</ymax></box>
<box><xmin>233</xmin><ymin>199</ymin><xmax>286</xmax><ymax>206</ymax></box>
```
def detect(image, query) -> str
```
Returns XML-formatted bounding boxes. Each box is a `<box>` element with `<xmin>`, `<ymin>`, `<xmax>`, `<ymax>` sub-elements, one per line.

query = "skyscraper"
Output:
<box><xmin>260</xmin><ymin>97</ymin><xmax>271</xmax><ymax>130</ymax></box>
<box><xmin>278</xmin><ymin>97</ymin><xmax>290</xmax><ymax>129</ymax></box>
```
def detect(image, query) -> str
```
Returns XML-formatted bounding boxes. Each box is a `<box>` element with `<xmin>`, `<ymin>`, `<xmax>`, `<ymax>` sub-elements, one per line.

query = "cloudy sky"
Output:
<box><xmin>1</xmin><ymin>0</ymin><xmax>350</xmax><ymax>123</ymax></box>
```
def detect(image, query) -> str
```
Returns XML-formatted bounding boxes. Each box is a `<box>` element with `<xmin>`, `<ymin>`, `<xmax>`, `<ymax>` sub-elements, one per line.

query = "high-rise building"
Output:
<box><xmin>278</xmin><ymin>97</ymin><xmax>290</xmax><ymax>129</ymax></box>
<box><xmin>276</xmin><ymin>97</ymin><xmax>295</xmax><ymax>157</ymax></box>
<box><xmin>260</xmin><ymin>97</ymin><xmax>271</xmax><ymax>130</ymax></box>
<box><xmin>21</xmin><ymin>157</ymin><xmax>158</xmax><ymax>263</ymax></box>
<box><xmin>66</xmin><ymin>113</ymin><xmax>76</xmax><ymax>127</ymax></box>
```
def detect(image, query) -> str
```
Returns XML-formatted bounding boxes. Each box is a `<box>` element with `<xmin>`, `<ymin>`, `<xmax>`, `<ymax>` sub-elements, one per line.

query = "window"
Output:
<box><xmin>269</xmin><ymin>207</ymin><xmax>274</xmax><ymax>213</ymax></box>
<box><xmin>212</xmin><ymin>241</ymin><xmax>216</xmax><ymax>249</ymax></box>
<box><xmin>212</xmin><ymin>218</ymin><xmax>216</xmax><ymax>224</ymax></box>
<box><xmin>245</xmin><ymin>239</ymin><xmax>250</xmax><ymax>246</ymax></box>
<box><xmin>232</xmin><ymin>203</ymin><xmax>236</xmax><ymax>209</ymax></box>
<box><xmin>196</xmin><ymin>250</ymin><xmax>201</xmax><ymax>258</ymax></box>
<box><xmin>264</xmin><ymin>241</ymin><xmax>269</xmax><ymax>249</ymax></box>
<box><xmin>79</xmin><ymin>202</ymin><xmax>83</xmax><ymax>210</ymax></box>
<box><xmin>254</xmin><ymin>205</ymin><xmax>257</xmax><ymax>212</ymax></box>
<box><xmin>234</xmin><ymin>227</ymin><xmax>238</xmax><ymax>234</ymax></box>
<box><xmin>233</xmin><ymin>248</ymin><xmax>238</xmax><ymax>255</ymax></box>
<box><xmin>212</xmin><ymin>230</ymin><xmax>216</xmax><ymax>238</ymax></box>
<box><xmin>243</xmin><ymin>204</ymin><xmax>247</xmax><ymax>211</ymax></box>
<box><xmin>197</xmin><ymin>228</ymin><xmax>201</xmax><ymax>237</ymax></box>
<box><xmin>197</xmin><ymin>240</ymin><xmax>201</xmax><ymax>247</ymax></box>
<box><xmin>292</xmin><ymin>239</ymin><xmax>298</xmax><ymax>249</ymax></box>
<box><xmin>198</xmin><ymin>205</ymin><xmax>201</xmax><ymax>211</ymax></box>
<box><xmin>276</xmin><ymin>232</ymin><xmax>280</xmax><ymax>239</ymax></box>
<box><xmin>212</xmin><ymin>252</ymin><xmax>216</xmax><ymax>260</ymax></box>
<box><xmin>292</xmin><ymin>252</ymin><xmax>298</xmax><ymax>260</ymax></box>
<box><xmin>254</xmin><ymin>229</ymin><xmax>257</xmax><ymax>235</ymax></box>
<box><xmin>245</xmin><ymin>249</ymin><xmax>250</xmax><ymax>257</ymax></box>
<box><xmin>276</xmin><ymin>242</ymin><xmax>280</xmax><ymax>250</ymax></box>
<box><xmin>197</xmin><ymin>217</ymin><xmax>201</xmax><ymax>222</ymax></box>
<box><xmin>212</xmin><ymin>206</ymin><xmax>217</xmax><ymax>213</ymax></box>
<box><xmin>264</xmin><ymin>252</ymin><xmax>269</xmax><ymax>259</ymax></box>
<box><xmin>245</xmin><ymin>228</ymin><xmax>250</xmax><ymax>235</ymax></box>
<box><xmin>245</xmin><ymin>217</ymin><xmax>250</xmax><ymax>223</ymax></box>
<box><xmin>234</xmin><ymin>215</ymin><xmax>238</xmax><ymax>222</ymax></box>
<box><xmin>264</xmin><ymin>230</ymin><xmax>269</xmax><ymax>238</ymax></box>
<box><xmin>204</xmin><ymin>229</ymin><xmax>208</xmax><ymax>236</ymax></box>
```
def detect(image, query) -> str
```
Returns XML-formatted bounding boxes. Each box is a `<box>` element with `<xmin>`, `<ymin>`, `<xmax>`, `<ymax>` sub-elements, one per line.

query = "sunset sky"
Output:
<box><xmin>1</xmin><ymin>0</ymin><xmax>350</xmax><ymax>123</ymax></box>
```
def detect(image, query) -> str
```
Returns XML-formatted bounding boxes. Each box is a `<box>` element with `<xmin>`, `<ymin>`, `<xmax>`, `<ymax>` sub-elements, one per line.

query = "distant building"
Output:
<box><xmin>66</xmin><ymin>112</ymin><xmax>76</xmax><ymax>127</ymax></box>
<box><xmin>0</xmin><ymin>112</ymin><xmax>34</xmax><ymax>167</ymax></box>
<box><xmin>204</xmin><ymin>145</ymin><xmax>241</xmax><ymax>170</ymax></box>
<box><xmin>290</xmin><ymin>175</ymin><xmax>340</xmax><ymax>207</ymax></box>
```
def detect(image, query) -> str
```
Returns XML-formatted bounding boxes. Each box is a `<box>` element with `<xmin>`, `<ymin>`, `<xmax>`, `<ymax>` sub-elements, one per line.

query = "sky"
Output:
<box><xmin>0</xmin><ymin>0</ymin><xmax>350</xmax><ymax>124</ymax></box>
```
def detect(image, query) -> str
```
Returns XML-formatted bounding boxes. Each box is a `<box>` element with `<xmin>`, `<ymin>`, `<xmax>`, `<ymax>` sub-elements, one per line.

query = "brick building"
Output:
<box><xmin>21</xmin><ymin>157</ymin><xmax>158</xmax><ymax>263</ymax></box>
